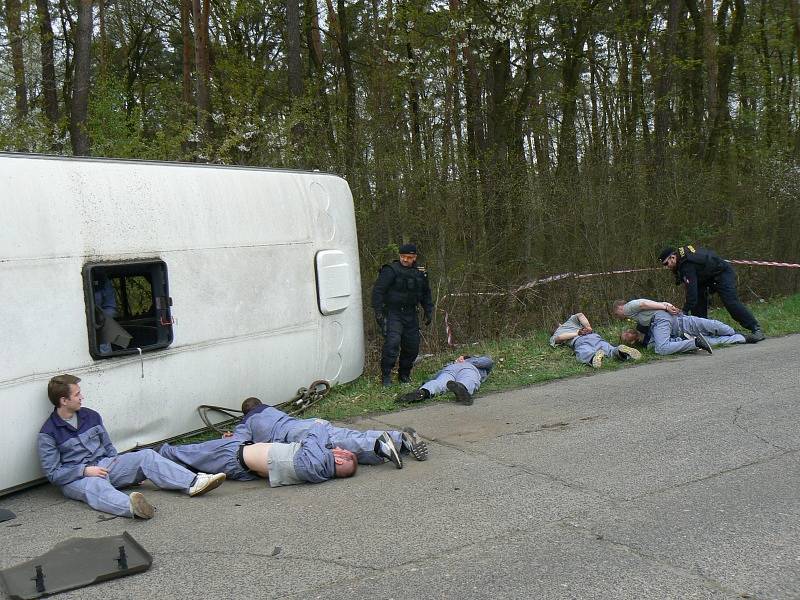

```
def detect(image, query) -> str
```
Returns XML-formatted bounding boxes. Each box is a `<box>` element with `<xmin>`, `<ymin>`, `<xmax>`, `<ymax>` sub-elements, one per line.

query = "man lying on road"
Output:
<box><xmin>160</xmin><ymin>422</ymin><xmax>357</xmax><ymax>487</ymax></box>
<box><xmin>229</xmin><ymin>399</ymin><xmax>428</xmax><ymax>469</ymax></box>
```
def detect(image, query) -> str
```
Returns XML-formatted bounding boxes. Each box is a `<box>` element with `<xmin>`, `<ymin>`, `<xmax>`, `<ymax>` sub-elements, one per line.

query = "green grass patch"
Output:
<box><xmin>176</xmin><ymin>293</ymin><xmax>800</xmax><ymax>442</ymax></box>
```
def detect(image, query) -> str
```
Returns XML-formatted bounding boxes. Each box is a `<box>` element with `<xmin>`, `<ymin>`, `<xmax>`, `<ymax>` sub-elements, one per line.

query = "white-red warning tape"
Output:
<box><xmin>440</xmin><ymin>257</ymin><xmax>799</xmax><ymax>346</ymax></box>
<box><xmin>728</xmin><ymin>259</ymin><xmax>800</xmax><ymax>268</ymax></box>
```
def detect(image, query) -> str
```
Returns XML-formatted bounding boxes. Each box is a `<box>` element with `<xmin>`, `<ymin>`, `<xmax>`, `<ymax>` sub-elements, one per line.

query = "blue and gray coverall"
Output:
<box><xmin>371</xmin><ymin>260</ymin><xmax>434</xmax><ymax>380</ymax></box>
<box><xmin>649</xmin><ymin>310</ymin><xmax>745</xmax><ymax>355</ymax></box>
<box><xmin>551</xmin><ymin>315</ymin><xmax>628</xmax><ymax>365</ymax></box>
<box><xmin>233</xmin><ymin>405</ymin><xmax>398</xmax><ymax>466</ymax></box>
<box><xmin>572</xmin><ymin>334</ymin><xmax>628</xmax><ymax>365</ymax></box>
<box><xmin>38</xmin><ymin>407</ymin><xmax>197</xmax><ymax>518</ymax></box>
<box><xmin>160</xmin><ymin>421</ymin><xmax>335</xmax><ymax>486</ymax></box>
<box><xmin>420</xmin><ymin>356</ymin><xmax>494</xmax><ymax>396</ymax></box>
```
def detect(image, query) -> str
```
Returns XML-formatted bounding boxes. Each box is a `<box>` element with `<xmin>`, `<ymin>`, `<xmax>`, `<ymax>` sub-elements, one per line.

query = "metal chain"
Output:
<box><xmin>275</xmin><ymin>379</ymin><xmax>331</xmax><ymax>416</ymax></box>
<box><xmin>196</xmin><ymin>379</ymin><xmax>331</xmax><ymax>434</ymax></box>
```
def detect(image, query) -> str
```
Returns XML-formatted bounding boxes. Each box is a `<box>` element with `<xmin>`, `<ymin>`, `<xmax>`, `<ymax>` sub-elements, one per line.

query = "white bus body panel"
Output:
<box><xmin>0</xmin><ymin>154</ymin><xmax>364</xmax><ymax>495</ymax></box>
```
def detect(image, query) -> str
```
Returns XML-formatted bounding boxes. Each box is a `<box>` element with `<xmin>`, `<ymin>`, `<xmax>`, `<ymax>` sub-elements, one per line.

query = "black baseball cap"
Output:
<box><xmin>658</xmin><ymin>247</ymin><xmax>676</xmax><ymax>263</ymax></box>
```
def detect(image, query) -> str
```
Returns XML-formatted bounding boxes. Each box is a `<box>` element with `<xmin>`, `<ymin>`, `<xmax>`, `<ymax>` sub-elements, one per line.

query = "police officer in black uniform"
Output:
<box><xmin>371</xmin><ymin>244</ymin><xmax>434</xmax><ymax>386</ymax></box>
<box><xmin>659</xmin><ymin>245</ymin><xmax>765</xmax><ymax>341</ymax></box>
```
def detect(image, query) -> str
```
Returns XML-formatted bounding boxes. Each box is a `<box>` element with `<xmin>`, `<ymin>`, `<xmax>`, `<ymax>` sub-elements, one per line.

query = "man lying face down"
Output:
<box><xmin>232</xmin><ymin>398</ymin><xmax>428</xmax><ymax>469</ymax></box>
<box><xmin>160</xmin><ymin>420</ymin><xmax>357</xmax><ymax>487</ymax></box>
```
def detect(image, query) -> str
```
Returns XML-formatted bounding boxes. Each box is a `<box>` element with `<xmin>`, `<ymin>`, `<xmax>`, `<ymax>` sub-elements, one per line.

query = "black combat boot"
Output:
<box><xmin>396</xmin><ymin>388</ymin><xmax>430</xmax><ymax>404</ymax></box>
<box><xmin>446</xmin><ymin>381</ymin><xmax>473</xmax><ymax>405</ymax></box>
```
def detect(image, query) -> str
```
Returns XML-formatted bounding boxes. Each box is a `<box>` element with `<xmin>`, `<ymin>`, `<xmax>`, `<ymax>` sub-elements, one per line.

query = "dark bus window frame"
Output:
<box><xmin>83</xmin><ymin>260</ymin><xmax>174</xmax><ymax>360</ymax></box>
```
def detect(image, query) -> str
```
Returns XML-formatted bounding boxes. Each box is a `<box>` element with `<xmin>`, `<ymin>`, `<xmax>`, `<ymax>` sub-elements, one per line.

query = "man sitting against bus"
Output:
<box><xmin>229</xmin><ymin>398</ymin><xmax>428</xmax><ymax>469</ymax></box>
<box><xmin>159</xmin><ymin>421</ymin><xmax>358</xmax><ymax>487</ymax></box>
<box><xmin>38</xmin><ymin>374</ymin><xmax>226</xmax><ymax>520</ymax></box>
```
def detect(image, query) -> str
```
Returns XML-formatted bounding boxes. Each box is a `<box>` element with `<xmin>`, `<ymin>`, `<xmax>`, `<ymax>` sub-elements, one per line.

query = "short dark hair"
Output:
<box><xmin>47</xmin><ymin>374</ymin><xmax>81</xmax><ymax>407</ymax></box>
<box><xmin>241</xmin><ymin>397</ymin><xmax>263</xmax><ymax>414</ymax></box>
<box><xmin>332</xmin><ymin>448</ymin><xmax>358</xmax><ymax>478</ymax></box>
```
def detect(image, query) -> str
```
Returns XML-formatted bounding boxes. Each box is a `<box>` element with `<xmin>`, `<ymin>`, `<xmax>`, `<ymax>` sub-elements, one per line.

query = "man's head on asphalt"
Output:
<box><xmin>332</xmin><ymin>448</ymin><xmax>358</xmax><ymax>478</ymax></box>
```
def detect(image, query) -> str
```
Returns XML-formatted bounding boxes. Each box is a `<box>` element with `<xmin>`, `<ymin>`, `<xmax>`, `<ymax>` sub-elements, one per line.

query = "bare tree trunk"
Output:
<box><xmin>192</xmin><ymin>0</ymin><xmax>211</xmax><ymax>137</ymax></box>
<box><xmin>705</xmin><ymin>0</ymin><xmax>745</xmax><ymax>161</ymax></box>
<box><xmin>555</xmin><ymin>1</ymin><xmax>594</xmax><ymax>178</ymax></box>
<box><xmin>70</xmin><ymin>0</ymin><xmax>93</xmax><ymax>155</ymax></box>
<box><xmin>336</xmin><ymin>0</ymin><xmax>356</xmax><ymax>178</ymax></box>
<box><xmin>6</xmin><ymin>0</ymin><xmax>29</xmax><ymax>120</ymax></box>
<box><xmin>791</xmin><ymin>0</ymin><xmax>800</xmax><ymax>69</ymax></box>
<box><xmin>286</xmin><ymin>0</ymin><xmax>305</xmax><ymax>158</ymax></box>
<box><xmin>462</xmin><ymin>35</ymin><xmax>485</xmax><ymax>177</ymax></box>
<box><xmin>653</xmin><ymin>0</ymin><xmax>680</xmax><ymax>165</ymax></box>
<box><xmin>98</xmin><ymin>0</ymin><xmax>107</xmax><ymax>74</ymax></box>
<box><xmin>703</xmin><ymin>0</ymin><xmax>719</xmax><ymax>131</ymax></box>
<box><xmin>629</xmin><ymin>0</ymin><xmax>649</xmax><ymax>147</ymax></box>
<box><xmin>790</xmin><ymin>0</ymin><xmax>800</xmax><ymax>153</ymax></box>
<box><xmin>36</xmin><ymin>0</ymin><xmax>60</xmax><ymax>131</ymax></box>
<box><xmin>180</xmin><ymin>0</ymin><xmax>192</xmax><ymax>108</ymax></box>
<box><xmin>305</xmin><ymin>0</ymin><xmax>336</xmax><ymax>161</ymax></box>
<box><xmin>406</xmin><ymin>40</ymin><xmax>423</xmax><ymax>165</ymax></box>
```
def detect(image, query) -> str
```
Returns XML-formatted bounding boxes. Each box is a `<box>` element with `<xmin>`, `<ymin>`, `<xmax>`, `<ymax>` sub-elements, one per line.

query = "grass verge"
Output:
<box><xmin>178</xmin><ymin>293</ymin><xmax>800</xmax><ymax>441</ymax></box>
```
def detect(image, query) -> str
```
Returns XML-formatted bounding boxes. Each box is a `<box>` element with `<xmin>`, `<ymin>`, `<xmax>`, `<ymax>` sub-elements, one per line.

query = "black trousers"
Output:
<box><xmin>380</xmin><ymin>310</ymin><xmax>420</xmax><ymax>378</ymax></box>
<box><xmin>694</xmin><ymin>266</ymin><xmax>759</xmax><ymax>331</ymax></box>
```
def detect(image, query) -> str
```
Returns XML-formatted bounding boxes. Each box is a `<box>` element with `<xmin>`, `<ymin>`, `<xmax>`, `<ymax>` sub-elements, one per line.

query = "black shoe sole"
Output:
<box><xmin>447</xmin><ymin>381</ymin><xmax>473</xmax><ymax>405</ymax></box>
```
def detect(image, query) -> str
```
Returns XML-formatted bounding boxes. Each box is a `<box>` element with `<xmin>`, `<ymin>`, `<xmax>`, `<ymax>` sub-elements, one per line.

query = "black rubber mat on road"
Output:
<box><xmin>0</xmin><ymin>531</ymin><xmax>151</xmax><ymax>599</ymax></box>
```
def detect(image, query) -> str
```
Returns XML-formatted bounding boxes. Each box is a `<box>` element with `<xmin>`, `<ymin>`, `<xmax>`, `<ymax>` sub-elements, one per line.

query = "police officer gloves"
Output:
<box><xmin>375</xmin><ymin>313</ymin><xmax>388</xmax><ymax>336</ymax></box>
<box><xmin>424</xmin><ymin>313</ymin><xmax>432</xmax><ymax>327</ymax></box>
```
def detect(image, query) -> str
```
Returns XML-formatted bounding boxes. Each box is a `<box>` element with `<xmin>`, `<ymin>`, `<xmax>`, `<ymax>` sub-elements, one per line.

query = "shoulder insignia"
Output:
<box><xmin>678</xmin><ymin>247</ymin><xmax>686</xmax><ymax>257</ymax></box>
<box><xmin>687</xmin><ymin>244</ymin><xmax>695</xmax><ymax>253</ymax></box>
<box><xmin>417</xmin><ymin>265</ymin><xmax>427</xmax><ymax>274</ymax></box>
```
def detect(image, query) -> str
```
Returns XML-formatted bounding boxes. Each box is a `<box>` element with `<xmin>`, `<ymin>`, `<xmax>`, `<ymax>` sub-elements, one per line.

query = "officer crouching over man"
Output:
<box><xmin>371</xmin><ymin>243</ymin><xmax>434</xmax><ymax>387</ymax></box>
<box><xmin>658</xmin><ymin>245</ymin><xmax>765</xmax><ymax>342</ymax></box>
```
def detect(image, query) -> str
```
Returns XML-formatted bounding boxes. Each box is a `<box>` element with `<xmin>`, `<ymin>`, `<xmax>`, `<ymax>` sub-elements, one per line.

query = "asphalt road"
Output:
<box><xmin>1</xmin><ymin>335</ymin><xmax>798</xmax><ymax>599</ymax></box>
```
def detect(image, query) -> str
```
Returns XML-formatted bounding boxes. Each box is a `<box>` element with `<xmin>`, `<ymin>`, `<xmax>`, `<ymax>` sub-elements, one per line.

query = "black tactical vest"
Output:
<box><xmin>384</xmin><ymin>261</ymin><xmax>427</xmax><ymax>308</ymax></box>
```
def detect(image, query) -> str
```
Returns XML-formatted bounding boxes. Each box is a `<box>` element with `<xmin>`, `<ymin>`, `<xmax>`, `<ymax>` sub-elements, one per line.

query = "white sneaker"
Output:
<box><xmin>130</xmin><ymin>491</ymin><xmax>154</xmax><ymax>519</ymax></box>
<box><xmin>188</xmin><ymin>472</ymin><xmax>226</xmax><ymax>497</ymax></box>
<box><xmin>591</xmin><ymin>349</ymin><xmax>605</xmax><ymax>368</ymax></box>
<box><xmin>617</xmin><ymin>345</ymin><xmax>641</xmax><ymax>361</ymax></box>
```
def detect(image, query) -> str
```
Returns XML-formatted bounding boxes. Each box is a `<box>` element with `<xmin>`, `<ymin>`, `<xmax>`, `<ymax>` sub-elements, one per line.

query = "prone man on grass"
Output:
<box><xmin>550</xmin><ymin>313</ymin><xmax>641</xmax><ymax>368</ymax></box>
<box><xmin>620</xmin><ymin>310</ymin><xmax>751</xmax><ymax>356</ymax></box>
<box><xmin>396</xmin><ymin>355</ymin><xmax>494</xmax><ymax>406</ymax></box>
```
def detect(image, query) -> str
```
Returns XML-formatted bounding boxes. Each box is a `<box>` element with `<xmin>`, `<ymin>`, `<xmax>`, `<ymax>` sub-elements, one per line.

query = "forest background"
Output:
<box><xmin>2</xmin><ymin>0</ymin><xmax>800</xmax><ymax>357</ymax></box>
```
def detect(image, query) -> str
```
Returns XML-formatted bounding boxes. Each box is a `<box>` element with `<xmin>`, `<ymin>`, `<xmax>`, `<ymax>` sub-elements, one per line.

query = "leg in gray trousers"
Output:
<box><xmin>650</xmin><ymin>317</ymin><xmax>698</xmax><ymax>355</ymax></box>
<box><xmin>60</xmin><ymin>450</ymin><xmax>197</xmax><ymax>517</ymax></box>
<box><xmin>678</xmin><ymin>315</ymin><xmax>746</xmax><ymax>346</ymax></box>
<box><xmin>160</xmin><ymin>439</ymin><xmax>257</xmax><ymax>481</ymax></box>
<box><xmin>573</xmin><ymin>333</ymin><xmax>619</xmax><ymax>365</ymax></box>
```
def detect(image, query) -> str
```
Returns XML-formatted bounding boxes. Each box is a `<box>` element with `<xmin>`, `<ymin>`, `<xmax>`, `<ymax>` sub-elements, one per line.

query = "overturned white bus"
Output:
<box><xmin>0</xmin><ymin>153</ymin><xmax>364</xmax><ymax>495</ymax></box>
